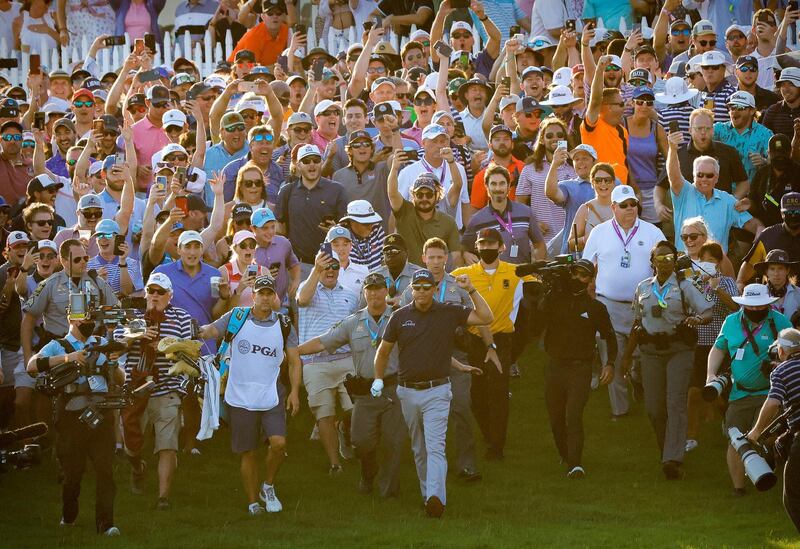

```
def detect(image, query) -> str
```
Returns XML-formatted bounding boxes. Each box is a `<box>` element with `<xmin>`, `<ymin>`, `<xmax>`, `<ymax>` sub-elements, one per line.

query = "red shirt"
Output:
<box><xmin>229</xmin><ymin>23</ymin><xmax>289</xmax><ymax>67</ymax></box>
<box><xmin>469</xmin><ymin>157</ymin><xmax>524</xmax><ymax>209</ymax></box>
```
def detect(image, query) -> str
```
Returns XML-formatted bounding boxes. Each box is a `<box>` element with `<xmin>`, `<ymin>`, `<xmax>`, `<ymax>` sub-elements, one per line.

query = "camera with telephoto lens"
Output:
<box><xmin>515</xmin><ymin>254</ymin><xmax>576</xmax><ymax>291</ymax></box>
<box><xmin>728</xmin><ymin>427</ymin><xmax>777</xmax><ymax>491</ymax></box>
<box><xmin>0</xmin><ymin>444</ymin><xmax>42</xmax><ymax>472</ymax></box>
<box><xmin>702</xmin><ymin>372</ymin><xmax>731</xmax><ymax>402</ymax></box>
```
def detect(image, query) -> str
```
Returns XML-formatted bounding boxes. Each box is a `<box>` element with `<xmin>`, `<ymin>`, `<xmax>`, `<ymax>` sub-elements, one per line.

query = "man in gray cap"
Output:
<box><xmin>298</xmin><ymin>272</ymin><xmax>406</xmax><ymax>497</ymax></box>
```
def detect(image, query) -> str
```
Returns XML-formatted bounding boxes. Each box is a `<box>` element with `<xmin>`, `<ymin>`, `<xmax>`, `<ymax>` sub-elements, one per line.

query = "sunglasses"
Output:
<box><xmin>324</xmin><ymin>263</ymin><xmax>340</xmax><ymax>271</ymax></box>
<box><xmin>350</xmin><ymin>141</ymin><xmax>372</xmax><ymax>149</ymax></box>
<box><xmin>39</xmin><ymin>253</ymin><xmax>56</xmax><ymax>260</ymax></box>
<box><xmin>292</xmin><ymin>126</ymin><xmax>312</xmax><ymax>134</ymax></box>
<box><xmin>240</xmin><ymin>111</ymin><xmax>260</xmax><ymax>120</ymax></box>
<box><xmin>251</xmin><ymin>133</ymin><xmax>274</xmax><ymax>142</ymax></box>
<box><xmin>151</xmin><ymin>101</ymin><xmax>172</xmax><ymax>108</ymax></box>
<box><xmin>67</xmin><ymin>159</ymin><xmax>78</xmax><ymax>166</ymax></box>
<box><xmin>367</xmin><ymin>66</ymin><xmax>386</xmax><ymax>74</ymax></box>
<box><xmin>653</xmin><ymin>254</ymin><xmax>675</xmax><ymax>262</ymax></box>
<box><xmin>397</xmin><ymin>93</ymin><xmax>413</xmax><ymax>101</ymax></box>
<box><xmin>695</xmin><ymin>171</ymin><xmax>715</xmax><ymax>178</ymax></box>
<box><xmin>224</xmin><ymin>124</ymin><xmax>246</xmax><ymax>132</ymax></box>
<box><xmin>605</xmin><ymin>65</ymin><xmax>621</xmax><ymax>72</ymax></box>
<box><xmin>414</xmin><ymin>97</ymin><xmax>435</xmax><ymax>106</ymax></box>
<box><xmin>319</xmin><ymin>110</ymin><xmax>340</xmax><ymax>117</ymax></box>
<box><xmin>72</xmin><ymin>255</ymin><xmax>90</xmax><ymax>264</ymax></box>
<box><xmin>172</xmin><ymin>75</ymin><xmax>193</xmax><ymax>86</ymax></box>
<box><xmin>96</xmin><ymin>233</ymin><xmax>116</xmax><ymax>240</ymax></box>
<box><xmin>593</xmin><ymin>176</ymin><xmax>613</xmax><ymax>184</ymax></box>
<box><xmin>671</xmin><ymin>28</ymin><xmax>691</xmax><ymax>36</ymax></box>
<box><xmin>616</xmin><ymin>200</ymin><xmax>637</xmax><ymax>209</ymax></box>
<box><xmin>167</xmin><ymin>154</ymin><xmax>188</xmax><ymax>162</ymax></box>
<box><xmin>2</xmin><ymin>134</ymin><xmax>22</xmax><ymax>141</ymax></box>
<box><xmin>680</xmin><ymin>232</ymin><xmax>703</xmax><ymax>242</ymax></box>
<box><xmin>242</xmin><ymin>179</ymin><xmax>263</xmax><ymax>188</ymax></box>
<box><xmin>544</xmin><ymin>132</ymin><xmax>565</xmax><ymax>139</ymax></box>
<box><xmin>412</xmin><ymin>283</ymin><xmax>434</xmax><ymax>291</ymax></box>
<box><xmin>237</xmin><ymin>241</ymin><xmax>256</xmax><ymax>249</ymax></box>
<box><xmin>146</xmin><ymin>287</ymin><xmax>168</xmax><ymax>295</ymax></box>
<box><xmin>300</xmin><ymin>156</ymin><xmax>321</xmax><ymax>165</ymax></box>
<box><xmin>452</xmin><ymin>32</ymin><xmax>471</xmax><ymax>40</ymax></box>
<box><xmin>728</xmin><ymin>104</ymin><xmax>751</xmax><ymax>111</ymax></box>
<box><xmin>32</xmin><ymin>219</ymin><xmax>54</xmax><ymax>227</ymax></box>
<box><xmin>698</xmin><ymin>40</ymin><xmax>717</xmax><ymax>47</ymax></box>
<box><xmin>82</xmin><ymin>210</ymin><xmax>103</xmax><ymax>220</ymax></box>
<box><xmin>22</xmin><ymin>140</ymin><xmax>34</xmax><ymax>148</ymax></box>
<box><xmin>73</xmin><ymin>100</ymin><xmax>94</xmax><ymax>108</ymax></box>
<box><xmin>738</xmin><ymin>65</ymin><xmax>757</xmax><ymax>73</ymax></box>
<box><xmin>634</xmin><ymin>99</ymin><xmax>654</xmax><ymax>106</ymax></box>
<box><xmin>421</xmin><ymin>40</ymin><xmax>430</xmax><ymax>47</ymax></box>
<box><xmin>522</xmin><ymin>112</ymin><xmax>541</xmax><ymax>118</ymax></box>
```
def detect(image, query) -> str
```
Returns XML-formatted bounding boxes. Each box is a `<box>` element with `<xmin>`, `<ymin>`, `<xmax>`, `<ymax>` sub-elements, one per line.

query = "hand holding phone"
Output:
<box><xmin>29</xmin><ymin>54</ymin><xmax>41</xmax><ymax>75</ymax></box>
<box><xmin>113</xmin><ymin>235</ymin><xmax>126</xmax><ymax>256</ymax></box>
<box><xmin>175</xmin><ymin>195</ymin><xmax>189</xmax><ymax>215</ymax></box>
<box><xmin>313</xmin><ymin>58</ymin><xmax>325</xmax><ymax>82</ymax></box>
<box><xmin>433</xmin><ymin>40</ymin><xmax>453</xmax><ymax>59</ymax></box>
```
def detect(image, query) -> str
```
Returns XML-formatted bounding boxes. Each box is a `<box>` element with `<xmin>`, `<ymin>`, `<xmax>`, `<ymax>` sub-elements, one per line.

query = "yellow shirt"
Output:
<box><xmin>451</xmin><ymin>261</ymin><xmax>531</xmax><ymax>335</ymax></box>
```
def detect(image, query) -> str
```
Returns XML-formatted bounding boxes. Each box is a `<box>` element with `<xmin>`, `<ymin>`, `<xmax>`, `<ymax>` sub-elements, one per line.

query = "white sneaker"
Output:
<box><xmin>685</xmin><ymin>439</ymin><xmax>699</xmax><ymax>452</ymax></box>
<box><xmin>248</xmin><ymin>502</ymin><xmax>264</xmax><ymax>516</ymax></box>
<box><xmin>60</xmin><ymin>518</ymin><xmax>74</xmax><ymax>527</ymax></box>
<box><xmin>310</xmin><ymin>424</ymin><xmax>320</xmax><ymax>440</ymax></box>
<box><xmin>104</xmin><ymin>526</ymin><xmax>121</xmax><ymax>536</ymax></box>
<box><xmin>259</xmin><ymin>483</ymin><xmax>283</xmax><ymax>512</ymax></box>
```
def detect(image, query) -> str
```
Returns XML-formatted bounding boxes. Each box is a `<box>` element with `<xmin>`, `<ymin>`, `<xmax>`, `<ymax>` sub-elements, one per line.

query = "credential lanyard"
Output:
<box><xmin>421</xmin><ymin>158</ymin><xmax>446</xmax><ymax>183</ymax></box>
<box><xmin>364</xmin><ymin>316</ymin><xmax>385</xmax><ymax>347</ymax></box>
<box><xmin>651</xmin><ymin>282</ymin><xmax>671</xmax><ymax>308</ymax></box>
<box><xmin>611</xmin><ymin>219</ymin><xmax>639</xmax><ymax>253</ymax></box>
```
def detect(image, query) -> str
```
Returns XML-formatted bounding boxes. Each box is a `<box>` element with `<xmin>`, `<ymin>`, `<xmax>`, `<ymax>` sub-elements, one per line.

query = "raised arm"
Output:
<box><xmin>585</xmin><ymin>54</ymin><xmax>608</xmax><ymax>126</ymax></box>
<box><xmin>209</xmin><ymin>79</ymin><xmax>241</xmax><ymax>144</ymax></box>
<box><xmin>666</xmin><ymin>130</ymin><xmax>685</xmax><ymax>196</ymax></box>
<box><xmin>545</xmin><ymin>146</ymin><xmax>569</xmax><ymax>205</ymax></box>
<box><xmin>348</xmin><ymin>27</ymin><xmax>384</xmax><ymax>99</ymax></box>
<box><xmin>387</xmin><ymin>150</ymin><xmax>407</xmax><ymax>213</ymax></box>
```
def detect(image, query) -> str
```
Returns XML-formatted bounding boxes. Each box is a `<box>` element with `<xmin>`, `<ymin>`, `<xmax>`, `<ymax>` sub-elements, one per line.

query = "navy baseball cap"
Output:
<box><xmin>364</xmin><ymin>272</ymin><xmax>388</xmax><ymax>288</ymax></box>
<box><xmin>632</xmin><ymin>86</ymin><xmax>655</xmax><ymax>99</ymax></box>
<box><xmin>736</xmin><ymin>55</ymin><xmax>759</xmax><ymax>70</ymax></box>
<box><xmin>782</xmin><ymin>192</ymin><xmax>800</xmax><ymax>211</ymax></box>
<box><xmin>253</xmin><ymin>275</ymin><xmax>277</xmax><ymax>293</ymax></box>
<box><xmin>412</xmin><ymin>269</ymin><xmax>436</xmax><ymax>284</ymax></box>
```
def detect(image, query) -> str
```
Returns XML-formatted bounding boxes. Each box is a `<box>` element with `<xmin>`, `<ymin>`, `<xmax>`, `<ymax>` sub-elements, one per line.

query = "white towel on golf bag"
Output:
<box><xmin>197</xmin><ymin>356</ymin><xmax>220</xmax><ymax>441</ymax></box>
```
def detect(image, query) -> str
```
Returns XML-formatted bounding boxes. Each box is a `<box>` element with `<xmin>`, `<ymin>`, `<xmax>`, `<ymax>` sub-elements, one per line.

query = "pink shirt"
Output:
<box><xmin>311</xmin><ymin>129</ymin><xmax>335</xmax><ymax>152</ymax></box>
<box><xmin>124</xmin><ymin>1</ymin><xmax>151</xmax><ymax>40</ymax></box>
<box><xmin>132</xmin><ymin>116</ymin><xmax>169</xmax><ymax>192</ymax></box>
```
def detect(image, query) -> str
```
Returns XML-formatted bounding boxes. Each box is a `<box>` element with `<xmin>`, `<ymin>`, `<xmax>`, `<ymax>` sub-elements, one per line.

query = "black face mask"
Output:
<box><xmin>77</xmin><ymin>321</ymin><xmax>96</xmax><ymax>338</ymax></box>
<box><xmin>478</xmin><ymin>248</ymin><xmax>500</xmax><ymax>264</ymax></box>
<box><xmin>785</xmin><ymin>214</ymin><xmax>800</xmax><ymax>230</ymax></box>
<box><xmin>772</xmin><ymin>156</ymin><xmax>791</xmax><ymax>171</ymax></box>
<box><xmin>569</xmin><ymin>277</ymin><xmax>588</xmax><ymax>294</ymax></box>
<box><xmin>743</xmin><ymin>308</ymin><xmax>769</xmax><ymax>323</ymax></box>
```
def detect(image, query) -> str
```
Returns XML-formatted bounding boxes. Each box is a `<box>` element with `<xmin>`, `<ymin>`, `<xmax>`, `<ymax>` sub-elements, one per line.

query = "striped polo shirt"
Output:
<box><xmin>113</xmin><ymin>305</ymin><xmax>194</xmax><ymax>397</ymax></box>
<box><xmin>88</xmin><ymin>255</ymin><xmax>144</xmax><ymax>295</ymax></box>
<box><xmin>350</xmin><ymin>223</ymin><xmax>385</xmax><ymax>271</ymax></box>
<box><xmin>701</xmin><ymin>82</ymin><xmax>736</xmax><ymax>124</ymax></box>
<box><xmin>768</xmin><ymin>358</ymin><xmax>800</xmax><ymax>431</ymax></box>
<box><xmin>461</xmin><ymin>200</ymin><xmax>544</xmax><ymax>264</ymax></box>
<box><xmin>296</xmin><ymin>281</ymin><xmax>359</xmax><ymax>364</ymax></box>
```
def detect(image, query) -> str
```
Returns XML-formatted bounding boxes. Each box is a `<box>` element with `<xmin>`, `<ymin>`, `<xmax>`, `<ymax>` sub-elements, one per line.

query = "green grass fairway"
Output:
<box><xmin>3</xmin><ymin>345</ymin><xmax>799</xmax><ymax>548</ymax></box>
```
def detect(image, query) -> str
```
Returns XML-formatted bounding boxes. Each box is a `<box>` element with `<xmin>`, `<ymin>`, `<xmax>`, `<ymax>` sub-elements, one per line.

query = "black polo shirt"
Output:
<box><xmin>382</xmin><ymin>300</ymin><xmax>471</xmax><ymax>383</ymax></box>
<box><xmin>750</xmin><ymin>85</ymin><xmax>780</xmax><ymax>112</ymax></box>
<box><xmin>512</xmin><ymin>128</ymin><xmax>538</xmax><ymax>161</ymax></box>
<box><xmin>743</xmin><ymin>223</ymin><xmax>800</xmax><ymax>268</ymax></box>
<box><xmin>748</xmin><ymin>162</ymin><xmax>800</xmax><ymax>227</ymax></box>
<box><xmin>762</xmin><ymin>100</ymin><xmax>800</xmax><ymax>138</ymax></box>
<box><xmin>656</xmin><ymin>140</ymin><xmax>747</xmax><ymax>194</ymax></box>
<box><xmin>275</xmin><ymin>177</ymin><xmax>347</xmax><ymax>263</ymax></box>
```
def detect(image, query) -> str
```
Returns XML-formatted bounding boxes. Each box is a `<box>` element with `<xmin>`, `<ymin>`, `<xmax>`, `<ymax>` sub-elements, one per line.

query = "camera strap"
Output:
<box><xmin>739</xmin><ymin>315</ymin><xmax>778</xmax><ymax>356</ymax></box>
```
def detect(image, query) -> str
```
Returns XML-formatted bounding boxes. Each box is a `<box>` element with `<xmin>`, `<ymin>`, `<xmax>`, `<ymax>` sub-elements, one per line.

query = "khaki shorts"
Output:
<box><xmin>148</xmin><ymin>393</ymin><xmax>182</xmax><ymax>453</ymax></box>
<box><xmin>303</xmin><ymin>356</ymin><xmax>354</xmax><ymax>420</ymax></box>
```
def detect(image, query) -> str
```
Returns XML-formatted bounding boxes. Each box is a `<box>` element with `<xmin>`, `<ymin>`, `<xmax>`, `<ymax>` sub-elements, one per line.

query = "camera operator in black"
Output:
<box><xmin>540</xmin><ymin>258</ymin><xmax>617</xmax><ymax>478</ymax></box>
<box><xmin>747</xmin><ymin>328</ymin><xmax>800</xmax><ymax>532</ymax></box>
<box><xmin>621</xmin><ymin>241</ymin><xmax>712</xmax><ymax>480</ymax></box>
<box><xmin>26</xmin><ymin>314</ymin><xmax>125</xmax><ymax>536</ymax></box>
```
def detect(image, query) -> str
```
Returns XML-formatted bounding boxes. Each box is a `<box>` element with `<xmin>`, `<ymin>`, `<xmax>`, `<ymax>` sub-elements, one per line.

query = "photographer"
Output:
<box><xmin>708</xmin><ymin>283</ymin><xmax>793</xmax><ymax>495</ymax></box>
<box><xmin>540</xmin><ymin>259</ymin><xmax>617</xmax><ymax>478</ymax></box>
<box><xmin>298</xmin><ymin>272</ymin><xmax>405</xmax><ymax>498</ymax></box>
<box><xmin>622</xmin><ymin>242</ymin><xmax>712</xmax><ymax>480</ymax></box>
<box><xmin>115</xmin><ymin>273</ymin><xmax>194</xmax><ymax>511</ymax></box>
<box><xmin>26</xmin><ymin>313</ymin><xmax>125</xmax><ymax>536</ymax></box>
<box><xmin>747</xmin><ymin>328</ymin><xmax>800</xmax><ymax>532</ymax></box>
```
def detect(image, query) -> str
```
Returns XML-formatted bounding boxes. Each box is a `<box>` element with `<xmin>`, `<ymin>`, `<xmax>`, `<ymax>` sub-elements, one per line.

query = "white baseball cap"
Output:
<box><xmin>160</xmin><ymin>143</ymin><xmax>188</xmax><ymax>158</ymax></box>
<box><xmin>728</xmin><ymin>90</ymin><xmax>755</xmax><ymax>108</ymax></box>
<box><xmin>450</xmin><ymin>21</ymin><xmax>473</xmax><ymax>35</ymax></box>
<box><xmin>37</xmin><ymin>239</ymin><xmax>57</xmax><ymax>252</ymax></box>
<box><xmin>146</xmin><ymin>272</ymin><xmax>173</xmax><ymax>291</ymax></box>
<box><xmin>313</xmin><ymin>99</ymin><xmax>340</xmax><ymax>117</ymax></box>
<box><xmin>409</xmin><ymin>29</ymin><xmax>430</xmax><ymax>43</ymax></box>
<box><xmin>7</xmin><ymin>231</ymin><xmax>29</xmax><ymax>246</ymax></box>
<box><xmin>570</xmin><ymin>144</ymin><xmax>597</xmax><ymax>160</ymax></box>
<box><xmin>551</xmin><ymin>67</ymin><xmax>572</xmax><ymax>88</ymax></box>
<box><xmin>611</xmin><ymin>185</ymin><xmax>638</xmax><ymax>204</ymax></box>
<box><xmin>162</xmin><ymin>109</ymin><xmax>187</xmax><ymax>129</ymax></box>
<box><xmin>88</xmin><ymin>160</ymin><xmax>104</xmax><ymax>177</ymax></box>
<box><xmin>235</xmin><ymin>97</ymin><xmax>267</xmax><ymax>113</ymax></box>
<box><xmin>177</xmin><ymin>230</ymin><xmax>203</xmax><ymax>247</ymax></box>
<box><xmin>422</xmin><ymin>123</ymin><xmax>448</xmax><ymax>140</ymax></box>
<box><xmin>232</xmin><ymin>230</ymin><xmax>257</xmax><ymax>247</ymax></box>
<box><xmin>700</xmin><ymin>50</ymin><xmax>727</xmax><ymax>67</ymax></box>
<box><xmin>499</xmin><ymin>96</ymin><xmax>519</xmax><ymax>111</ymax></box>
<box><xmin>296</xmin><ymin>144</ymin><xmax>322</xmax><ymax>161</ymax></box>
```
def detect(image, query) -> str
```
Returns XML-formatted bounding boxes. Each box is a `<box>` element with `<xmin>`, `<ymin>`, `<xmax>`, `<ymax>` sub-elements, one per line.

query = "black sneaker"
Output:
<box><xmin>458</xmin><ymin>468</ymin><xmax>482</xmax><ymax>482</ymax></box>
<box><xmin>156</xmin><ymin>497</ymin><xmax>171</xmax><ymax>510</ymax></box>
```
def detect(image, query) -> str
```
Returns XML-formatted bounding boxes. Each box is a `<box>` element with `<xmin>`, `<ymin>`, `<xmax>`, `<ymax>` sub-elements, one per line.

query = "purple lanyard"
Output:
<box><xmin>611</xmin><ymin>220</ymin><xmax>639</xmax><ymax>252</ymax></box>
<box><xmin>492</xmin><ymin>210</ymin><xmax>514</xmax><ymax>234</ymax></box>
<box><xmin>421</xmin><ymin>158</ymin><xmax>446</xmax><ymax>183</ymax></box>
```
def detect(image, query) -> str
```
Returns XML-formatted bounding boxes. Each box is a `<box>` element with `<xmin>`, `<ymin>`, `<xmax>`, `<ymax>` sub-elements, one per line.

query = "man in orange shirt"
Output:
<box><xmin>229</xmin><ymin>0</ymin><xmax>294</xmax><ymax>67</ymax></box>
<box><xmin>470</xmin><ymin>125</ymin><xmax>524</xmax><ymax>209</ymax></box>
<box><xmin>580</xmin><ymin>55</ymin><xmax>630</xmax><ymax>186</ymax></box>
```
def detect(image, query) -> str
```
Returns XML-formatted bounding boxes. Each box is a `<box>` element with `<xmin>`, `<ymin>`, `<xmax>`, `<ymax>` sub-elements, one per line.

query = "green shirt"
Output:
<box><xmin>394</xmin><ymin>200</ymin><xmax>461</xmax><ymax>267</ymax></box>
<box><xmin>713</xmin><ymin>309</ymin><xmax>792</xmax><ymax>401</ymax></box>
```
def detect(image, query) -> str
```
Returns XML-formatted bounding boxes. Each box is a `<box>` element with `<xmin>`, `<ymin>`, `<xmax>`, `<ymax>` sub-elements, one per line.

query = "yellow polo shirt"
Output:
<box><xmin>451</xmin><ymin>261</ymin><xmax>531</xmax><ymax>335</ymax></box>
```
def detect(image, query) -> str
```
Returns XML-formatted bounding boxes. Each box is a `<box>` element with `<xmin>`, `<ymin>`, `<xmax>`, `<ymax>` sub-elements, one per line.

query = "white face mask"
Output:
<box><xmin>696</xmin><ymin>261</ymin><xmax>717</xmax><ymax>276</ymax></box>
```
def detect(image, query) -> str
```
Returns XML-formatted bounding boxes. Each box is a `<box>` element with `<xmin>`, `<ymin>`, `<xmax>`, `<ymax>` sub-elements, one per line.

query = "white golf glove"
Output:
<box><xmin>370</xmin><ymin>378</ymin><xmax>384</xmax><ymax>398</ymax></box>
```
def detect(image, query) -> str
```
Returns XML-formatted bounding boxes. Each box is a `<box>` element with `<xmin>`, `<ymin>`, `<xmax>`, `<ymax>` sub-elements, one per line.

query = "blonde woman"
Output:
<box><xmin>570</xmin><ymin>163</ymin><xmax>616</xmax><ymax>251</ymax></box>
<box><xmin>679</xmin><ymin>217</ymin><xmax>735</xmax><ymax>278</ymax></box>
<box><xmin>218</xmin><ymin>230</ymin><xmax>265</xmax><ymax>308</ymax></box>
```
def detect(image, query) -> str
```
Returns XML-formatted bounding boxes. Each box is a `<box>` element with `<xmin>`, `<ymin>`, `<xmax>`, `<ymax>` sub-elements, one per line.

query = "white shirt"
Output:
<box><xmin>460</xmin><ymin>108</ymin><xmax>488</xmax><ymax>151</ymax></box>
<box><xmin>0</xmin><ymin>2</ymin><xmax>21</xmax><ymax>58</ymax></box>
<box><xmin>225</xmin><ymin>318</ymin><xmax>284</xmax><ymax>411</ymax></box>
<box><xmin>337</xmin><ymin>261</ymin><xmax>369</xmax><ymax>296</ymax></box>
<box><xmin>751</xmin><ymin>48</ymin><xmax>777</xmax><ymax>91</ymax></box>
<box><xmin>582</xmin><ymin>218</ymin><xmax>665</xmax><ymax>302</ymax></box>
<box><xmin>397</xmin><ymin>158</ymin><xmax>470</xmax><ymax>229</ymax></box>
<box><xmin>53</xmin><ymin>174</ymin><xmax>77</xmax><ymax>228</ymax></box>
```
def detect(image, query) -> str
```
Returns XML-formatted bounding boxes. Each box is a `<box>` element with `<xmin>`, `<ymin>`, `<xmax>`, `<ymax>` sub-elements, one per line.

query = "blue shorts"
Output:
<box><xmin>228</xmin><ymin>385</ymin><xmax>286</xmax><ymax>453</ymax></box>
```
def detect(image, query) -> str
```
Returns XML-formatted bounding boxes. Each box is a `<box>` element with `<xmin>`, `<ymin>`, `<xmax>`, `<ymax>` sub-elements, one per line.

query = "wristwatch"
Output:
<box><xmin>487</xmin><ymin>343</ymin><xmax>497</xmax><ymax>350</ymax></box>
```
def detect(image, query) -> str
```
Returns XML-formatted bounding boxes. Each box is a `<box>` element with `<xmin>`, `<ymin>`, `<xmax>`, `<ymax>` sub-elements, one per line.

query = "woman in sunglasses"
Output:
<box><xmin>679</xmin><ymin>216</ymin><xmax>736</xmax><ymax>278</ymax></box>
<box><xmin>217</xmin><ymin>230</ymin><xmax>264</xmax><ymax>308</ymax></box>
<box><xmin>624</xmin><ymin>87</ymin><xmax>668</xmax><ymax>224</ymax></box>
<box><xmin>570</xmin><ymin>163</ymin><xmax>616</xmax><ymax>251</ymax></box>
<box><xmin>622</xmin><ymin>240</ymin><xmax>712</xmax><ymax>479</ymax></box>
<box><xmin>232</xmin><ymin>163</ymin><xmax>270</xmax><ymax>211</ymax></box>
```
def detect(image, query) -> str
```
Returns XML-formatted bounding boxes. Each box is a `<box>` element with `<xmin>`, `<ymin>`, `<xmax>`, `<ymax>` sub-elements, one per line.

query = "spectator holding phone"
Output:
<box><xmin>229</xmin><ymin>0</ymin><xmax>295</xmax><ymax>67</ymax></box>
<box><xmin>218</xmin><ymin>229</ymin><xmax>264</xmax><ymax>308</ymax></box>
<box><xmin>132</xmin><ymin>85</ymin><xmax>171</xmax><ymax>192</ymax></box>
<box><xmin>87</xmin><ymin>218</ymin><xmax>143</xmax><ymax>297</ymax></box>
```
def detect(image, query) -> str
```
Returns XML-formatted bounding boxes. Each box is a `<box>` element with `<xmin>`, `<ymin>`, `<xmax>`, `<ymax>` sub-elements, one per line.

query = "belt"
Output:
<box><xmin>399</xmin><ymin>377</ymin><xmax>450</xmax><ymax>390</ymax></box>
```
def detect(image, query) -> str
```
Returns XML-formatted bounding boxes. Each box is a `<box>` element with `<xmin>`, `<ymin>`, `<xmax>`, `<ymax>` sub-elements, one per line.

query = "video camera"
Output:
<box><xmin>515</xmin><ymin>254</ymin><xmax>576</xmax><ymax>290</ymax></box>
<box><xmin>0</xmin><ymin>422</ymin><xmax>47</xmax><ymax>472</ymax></box>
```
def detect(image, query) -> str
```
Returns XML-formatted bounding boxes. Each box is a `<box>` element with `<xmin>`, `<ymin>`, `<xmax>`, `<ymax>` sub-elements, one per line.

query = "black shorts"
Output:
<box><xmin>228</xmin><ymin>385</ymin><xmax>286</xmax><ymax>454</ymax></box>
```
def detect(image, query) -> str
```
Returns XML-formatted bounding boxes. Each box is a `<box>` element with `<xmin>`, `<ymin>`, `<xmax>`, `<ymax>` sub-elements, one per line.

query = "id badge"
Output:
<box><xmin>735</xmin><ymin>348</ymin><xmax>745</xmax><ymax>361</ymax></box>
<box><xmin>651</xmin><ymin>305</ymin><xmax>662</xmax><ymax>318</ymax></box>
<box><xmin>88</xmin><ymin>375</ymin><xmax>108</xmax><ymax>393</ymax></box>
<box><xmin>509</xmin><ymin>244</ymin><xmax>519</xmax><ymax>258</ymax></box>
<box><xmin>620</xmin><ymin>251</ymin><xmax>631</xmax><ymax>269</ymax></box>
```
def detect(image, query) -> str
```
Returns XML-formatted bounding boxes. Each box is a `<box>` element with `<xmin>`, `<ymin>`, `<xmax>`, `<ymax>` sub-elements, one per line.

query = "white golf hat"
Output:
<box><xmin>611</xmin><ymin>185</ymin><xmax>638</xmax><ymax>203</ymax></box>
<box><xmin>541</xmin><ymin>85</ymin><xmax>580</xmax><ymax>106</ymax></box>
<box><xmin>340</xmin><ymin>199</ymin><xmax>382</xmax><ymax>225</ymax></box>
<box><xmin>570</xmin><ymin>144</ymin><xmax>597</xmax><ymax>160</ymax></box>
<box><xmin>422</xmin><ymin>123</ymin><xmax>448</xmax><ymax>140</ymax></box>
<box><xmin>146</xmin><ymin>272</ymin><xmax>173</xmax><ymax>291</ymax></box>
<box><xmin>728</xmin><ymin>90</ymin><xmax>755</xmax><ymax>108</ymax></box>
<box><xmin>777</xmin><ymin>67</ymin><xmax>800</xmax><ymax>87</ymax></box>
<box><xmin>296</xmin><ymin>144</ymin><xmax>322</xmax><ymax>161</ymax></box>
<box><xmin>655</xmin><ymin>76</ymin><xmax>699</xmax><ymax>105</ymax></box>
<box><xmin>700</xmin><ymin>50</ymin><xmax>727</xmax><ymax>67</ymax></box>
<box><xmin>162</xmin><ymin>109</ymin><xmax>187</xmax><ymax>129</ymax></box>
<box><xmin>177</xmin><ymin>230</ymin><xmax>203</xmax><ymax>247</ymax></box>
<box><xmin>313</xmin><ymin>99</ymin><xmax>339</xmax><ymax>117</ymax></box>
<box><xmin>732</xmin><ymin>283</ymin><xmax>779</xmax><ymax>307</ymax></box>
<box><xmin>551</xmin><ymin>67</ymin><xmax>573</xmax><ymax>88</ymax></box>
<box><xmin>450</xmin><ymin>21</ymin><xmax>473</xmax><ymax>35</ymax></box>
